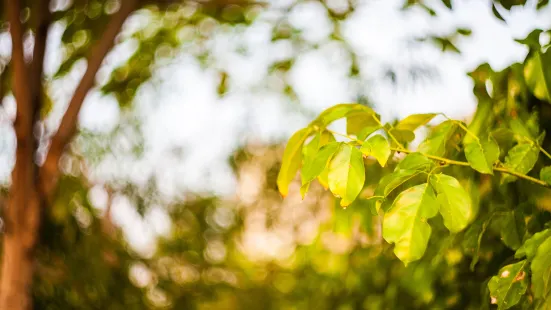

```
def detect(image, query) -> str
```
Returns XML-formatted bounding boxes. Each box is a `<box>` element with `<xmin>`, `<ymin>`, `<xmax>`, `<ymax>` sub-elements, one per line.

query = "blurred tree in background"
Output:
<box><xmin>1</xmin><ymin>0</ymin><xmax>551</xmax><ymax>309</ymax></box>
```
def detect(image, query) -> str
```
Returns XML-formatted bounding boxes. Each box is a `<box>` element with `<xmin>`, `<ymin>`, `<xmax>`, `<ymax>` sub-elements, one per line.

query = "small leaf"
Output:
<box><xmin>347</xmin><ymin>110</ymin><xmax>380</xmax><ymax>139</ymax></box>
<box><xmin>394</xmin><ymin>113</ymin><xmax>438</xmax><ymax>132</ymax></box>
<box><xmin>301</xmin><ymin>142</ymin><xmax>341</xmax><ymax>187</ymax></box>
<box><xmin>524</xmin><ymin>50</ymin><xmax>551</xmax><ymax>103</ymax></box>
<box><xmin>277</xmin><ymin>128</ymin><xmax>312</xmax><ymax>197</ymax></box>
<box><xmin>501</xmin><ymin>143</ymin><xmax>540</xmax><ymax>184</ymax></box>
<box><xmin>531</xmin><ymin>235</ymin><xmax>551</xmax><ymax>298</ymax></box>
<box><xmin>430</xmin><ymin>174</ymin><xmax>473</xmax><ymax>233</ymax></box>
<box><xmin>464</xmin><ymin>136</ymin><xmax>500</xmax><ymax>175</ymax></box>
<box><xmin>389</xmin><ymin>128</ymin><xmax>416</xmax><ymax>144</ymax></box>
<box><xmin>361</xmin><ymin>135</ymin><xmax>391</xmax><ymax>167</ymax></box>
<box><xmin>499</xmin><ymin>209</ymin><xmax>526</xmax><ymax>250</ymax></box>
<box><xmin>311</xmin><ymin>104</ymin><xmax>374</xmax><ymax>128</ymax></box>
<box><xmin>376</xmin><ymin>169</ymin><xmax>422</xmax><ymax>198</ymax></box>
<box><xmin>540</xmin><ymin>166</ymin><xmax>551</xmax><ymax>185</ymax></box>
<box><xmin>383</xmin><ymin>183</ymin><xmax>439</xmax><ymax>264</ymax></box>
<box><xmin>418</xmin><ymin>120</ymin><xmax>459</xmax><ymax>157</ymax></box>
<box><xmin>328</xmin><ymin>144</ymin><xmax>366</xmax><ymax>207</ymax></box>
<box><xmin>516</xmin><ymin>228</ymin><xmax>551</xmax><ymax>260</ymax></box>
<box><xmin>396</xmin><ymin>153</ymin><xmax>435</xmax><ymax>172</ymax></box>
<box><xmin>488</xmin><ymin>260</ymin><xmax>528</xmax><ymax>310</ymax></box>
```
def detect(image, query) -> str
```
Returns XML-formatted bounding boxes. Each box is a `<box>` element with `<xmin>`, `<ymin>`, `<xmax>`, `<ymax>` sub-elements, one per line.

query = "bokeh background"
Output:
<box><xmin>1</xmin><ymin>0</ymin><xmax>551</xmax><ymax>309</ymax></box>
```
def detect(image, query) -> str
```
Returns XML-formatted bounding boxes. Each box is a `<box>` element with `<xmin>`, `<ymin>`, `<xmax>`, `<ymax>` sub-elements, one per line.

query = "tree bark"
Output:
<box><xmin>0</xmin><ymin>0</ymin><xmax>41</xmax><ymax>309</ymax></box>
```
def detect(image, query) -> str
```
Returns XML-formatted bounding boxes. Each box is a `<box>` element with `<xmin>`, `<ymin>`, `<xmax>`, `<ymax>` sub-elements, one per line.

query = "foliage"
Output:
<box><xmin>278</xmin><ymin>26</ymin><xmax>551</xmax><ymax>307</ymax></box>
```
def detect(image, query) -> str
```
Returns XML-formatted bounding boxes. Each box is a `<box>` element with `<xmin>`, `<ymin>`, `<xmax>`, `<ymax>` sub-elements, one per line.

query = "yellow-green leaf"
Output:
<box><xmin>347</xmin><ymin>110</ymin><xmax>380</xmax><ymax>139</ymax></box>
<box><xmin>395</xmin><ymin>113</ymin><xmax>438</xmax><ymax>131</ymax></box>
<box><xmin>396</xmin><ymin>153</ymin><xmax>435</xmax><ymax>172</ymax></box>
<box><xmin>360</xmin><ymin>134</ymin><xmax>391</xmax><ymax>167</ymax></box>
<box><xmin>383</xmin><ymin>183</ymin><xmax>439</xmax><ymax>265</ymax></box>
<box><xmin>501</xmin><ymin>143</ymin><xmax>540</xmax><ymax>184</ymax></box>
<box><xmin>531</xmin><ymin>235</ymin><xmax>551</xmax><ymax>298</ymax></box>
<box><xmin>464</xmin><ymin>136</ymin><xmax>500</xmax><ymax>175</ymax></box>
<box><xmin>301</xmin><ymin>142</ymin><xmax>341</xmax><ymax>186</ymax></box>
<box><xmin>328</xmin><ymin>144</ymin><xmax>366</xmax><ymax>207</ymax></box>
<box><xmin>418</xmin><ymin>120</ymin><xmax>459</xmax><ymax>157</ymax></box>
<box><xmin>277</xmin><ymin>127</ymin><xmax>312</xmax><ymax>197</ymax></box>
<box><xmin>540</xmin><ymin>166</ymin><xmax>551</xmax><ymax>185</ymax></box>
<box><xmin>488</xmin><ymin>260</ymin><xmax>528</xmax><ymax>310</ymax></box>
<box><xmin>516</xmin><ymin>228</ymin><xmax>551</xmax><ymax>260</ymax></box>
<box><xmin>389</xmin><ymin>128</ymin><xmax>415</xmax><ymax>144</ymax></box>
<box><xmin>524</xmin><ymin>50</ymin><xmax>551</xmax><ymax>103</ymax></box>
<box><xmin>430</xmin><ymin>174</ymin><xmax>473</xmax><ymax>233</ymax></box>
<box><xmin>310</xmin><ymin>104</ymin><xmax>374</xmax><ymax>128</ymax></box>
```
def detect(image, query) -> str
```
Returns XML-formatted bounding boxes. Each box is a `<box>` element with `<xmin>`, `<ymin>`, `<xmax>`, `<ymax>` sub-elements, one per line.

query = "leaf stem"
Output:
<box><xmin>538</xmin><ymin>145</ymin><xmax>551</xmax><ymax>161</ymax></box>
<box><xmin>372</xmin><ymin>115</ymin><xmax>405</xmax><ymax>149</ymax></box>
<box><xmin>327</xmin><ymin>129</ymin><xmax>551</xmax><ymax>189</ymax></box>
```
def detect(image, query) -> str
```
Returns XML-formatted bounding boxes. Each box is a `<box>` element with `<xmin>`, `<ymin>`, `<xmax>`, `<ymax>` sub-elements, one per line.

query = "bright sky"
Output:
<box><xmin>1</xmin><ymin>0</ymin><xmax>551</xmax><ymax>255</ymax></box>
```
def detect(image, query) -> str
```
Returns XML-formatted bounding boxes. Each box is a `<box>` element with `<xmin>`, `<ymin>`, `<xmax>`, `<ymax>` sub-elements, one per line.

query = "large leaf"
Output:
<box><xmin>524</xmin><ymin>50</ymin><xmax>551</xmax><ymax>103</ymax></box>
<box><xmin>488</xmin><ymin>260</ymin><xmax>529</xmax><ymax>310</ymax></box>
<box><xmin>464</xmin><ymin>136</ymin><xmax>500</xmax><ymax>175</ymax></box>
<box><xmin>531</xmin><ymin>235</ymin><xmax>551</xmax><ymax>298</ymax></box>
<box><xmin>389</xmin><ymin>128</ymin><xmax>416</xmax><ymax>145</ymax></box>
<box><xmin>328</xmin><ymin>144</ymin><xmax>366</xmax><ymax>207</ymax></box>
<box><xmin>430</xmin><ymin>174</ymin><xmax>473</xmax><ymax>233</ymax></box>
<box><xmin>501</xmin><ymin>143</ymin><xmax>540</xmax><ymax>184</ymax></box>
<box><xmin>540</xmin><ymin>166</ymin><xmax>551</xmax><ymax>185</ymax></box>
<box><xmin>301</xmin><ymin>142</ymin><xmax>341</xmax><ymax>194</ymax></box>
<box><xmin>277</xmin><ymin>128</ymin><xmax>312</xmax><ymax>197</ymax></box>
<box><xmin>516</xmin><ymin>228</ymin><xmax>551</xmax><ymax>260</ymax></box>
<box><xmin>360</xmin><ymin>135</ymin><xmax>391</xmax><ymax>167</ymax></box>
<box><xmin>382</xmin><ymin>183</ymin><xmax>439</xmax><ymax>264</ymax></box>
<box><xmin>396</xmin><ymin>153</ymin><xmax>435</xmax><ymax>172</ymax></box>
<box><xmin>310</xmin><ymin>104</ymin><xmax>374</xmax><ymax>128</ymax></box>
<box><xmin>395</xmin><ymin>113</ymin><xmax>438</xmax><ymax>131</ymax></box>
<box><xmin>418</xmin><ymin>120</ymin><xmax>459</xmax><ymax>157</ymax></box>
<box><xmin>376</xmin><ymin>169</ymin><xmax>422</xmax><ymax>198</ymax></box>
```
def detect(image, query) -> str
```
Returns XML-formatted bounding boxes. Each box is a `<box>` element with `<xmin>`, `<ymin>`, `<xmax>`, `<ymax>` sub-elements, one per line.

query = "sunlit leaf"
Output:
<box><xmin>277</xmin><ymin>128</ymin><xmax>312</xmax><ymax>197</ymax></box>
<box><xmin>347</xmin><ymin>110</ymin><xmax>380</xmax><ymax>139</ymax></box>
<box><xmin>394</xmin><ymin>113</ymin><xmax>438</xmax><ymax>132</ymax></box>
<box><xmin>430</xmin><ymin>174</ymin><xmax>473</xmax><ymax>233</ymax></box>
<box><xmin>531</xmin><ymin>235</ymin><xmax>551</xmax><ymax>298</ymax></box>
<box><xmin>464</xmin><ymin>136</ymin><xmax>500</xmax><ymax>175</ymax></box>
<box><xmin>418</xmin><ymin>120</ymin><xmax>459</xmax><ymax>157</ymax></box>
<box><xmin>524</xmin><ymin>50</ymin><xmax>551</xmax><ymax>103</ymax></box>
<box><xmin>488</xmin><ymin>260</ymin><xmax>528</xmax><ymax>310</ymax></box>
<box><xmin>328</xmin><ymin>144</ymin><xmax>366</xmax><ymax>207</ymax></box>
<box><xmin>383</xmin><ymin>183</ymin><xmax>439</xmax><ymax>264</ymax></box>
<box><xmin>301</xmin><ymin>142</ymin><xmax>341</xmax><ymax>196</ymax></box>
<box><xmin>501</xmin><ymin>143</ymin><xmax>540</xmax><ymax>184</ymax></box>
<box><xmin>310</xmin><ymin>104</ymin><xmax>374</xmax><ymax>128</ymax></box>
<box><xmin>389</xmin><ymin>128</ymin><xmax>416</xmax><ymax>145</ymax></box>
<box><xmin>360</xmin><ymin>135</ymin><xmax>391</xmax><ymax>167</ymax></box>
<box><xmin>396</xmin><ymin>153</ymin><xmax>435</xmax><ymax>172</ymax></box>
<box><xmin>540</xmin><ymin>166</ymin><xmax>551</xmax><ymax>185</ymax></box>
<box><xmin>376</xmin><ymin>169</ymin><xmax>422</xmax><ymax>198</ymax></box>
<box><xmin>516</xmin><ymin>228</ymin><xmax>551</xmax><ymax>260</ymax></box>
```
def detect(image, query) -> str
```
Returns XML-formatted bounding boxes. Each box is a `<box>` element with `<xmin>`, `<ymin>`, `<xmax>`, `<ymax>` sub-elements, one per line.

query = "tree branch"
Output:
<box><xmin>30</xmin><ymin>0</ymin><xmax>51</xmax><ymax>114</ymax></box>
<box><xmin>39</xmin><ymin>0</ymin><xmax>138</xmax><ymax>200</ymax></box>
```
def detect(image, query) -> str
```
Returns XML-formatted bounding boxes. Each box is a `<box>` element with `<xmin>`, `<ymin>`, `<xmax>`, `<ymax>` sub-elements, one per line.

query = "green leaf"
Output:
<box><xmin>311</xmin><ymin>104</ymin><xmax>374</xmax><ymax>128</ymax></box>
<box><xmin>501</xmin><ymin>143</ymin><xmax>540</xmax><ymax>184</ymax></box>
<box><xmin>301</xmin><ymin>142</ymin><xmax>341</xmax><ymax>186</ymax></box>
<box><xmin>418</xmin><ymin>120</ymin><xmax>459</xmax><ymax>157</ymax></box>
<box><xmin>531</xmin><ymin>235</ymin><xmax>551</xmax><ymax>298</ymax></box>
<box><xmin>499</xmin><ymin>209</ymin><xmax>526</xmax><ymax>250</ymax></box>
<box><xmin>382</xmin><ymin>183</ymin><xmax>439</xmax><ymax>265</ymax></box>
<box><xmin>394</xmin><ymin>113</ymin><xmax>438</xmax><ymax>132</ymax></box>
<box><xmin>540</xmin><ymin>166</ymin><xmax>551</xmax><ymax>185</ymax></box>
<box><xmin>347</xmin><ymin>110</ymin><xmax>380</xmax><ymax>139</ymax></box>
<box><xmin>488</xmin><ymin>260</ymin><xmax>529</xmax><ymax>310</ymax></box>
<box><xmin>396</xmin><ymin>153</ymin><xmax>435</xmax><ymax>172</ymax></box>
<box><xmin>464</xmin><ymin>136</ymin><xmax>500</xmax><ymax>175</ymax></box>
<box><xmin>376</xmin><ymin>169</ymin><xmax>422</xmax><ymax>198</ymax></box>
<box><xmin>360</xmin><ymin>135</ymin><xmax>391</xmax><ymax>167</ymax></box>
<box><xmin>430</xmin><ymin>174</ymin><xmax>473</xmax><ymax>233</ymax></box>
<box><xmin>516</xmin><ymin>228</ymin><xmax>551</xmax><ymax>260</ymax></box>
<box><xmin>277</xmin><ymin>128</ymin><xmax>312</xmax><ymax>197</ymax></box>
<box><xmin>389</xmin><ymin>128</ymin><xmax>415</xmax><ymax>144</ymax></box>
<box><xmin>328</xmin><ymin>144</ymin><xmax>366</xmax><ymax>207</ymax></box>
<box><xmin>515</xmin><ymin>29</ymin><xmax>543</xmax><ymax>49</ymax></box>
<box><xmin>524</xmin><ymin>50</ymin><xmax>551</xmax><ymax>103</ymax></box>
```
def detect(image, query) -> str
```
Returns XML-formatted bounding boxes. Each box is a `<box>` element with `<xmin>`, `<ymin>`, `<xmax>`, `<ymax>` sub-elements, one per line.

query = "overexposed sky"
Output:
<box><xmin>1</xmin><ymin>0</ymin><xmax>551</xmax><ymax>255</ymax></box>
